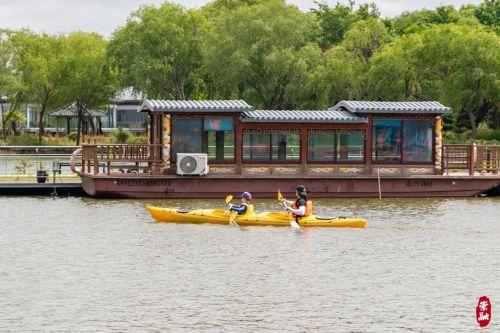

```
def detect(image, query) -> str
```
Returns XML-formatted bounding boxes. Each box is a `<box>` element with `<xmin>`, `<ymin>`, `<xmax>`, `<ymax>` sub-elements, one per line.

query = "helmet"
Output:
<box><xmin>296</xmin><ymin>185</ymin><xmax>307</xmax><ymax>197</ymax></box>
<box><xmin>240</xmin><ymin>192</ymin><xmax>252</xmax><ymax>200</ymax></box>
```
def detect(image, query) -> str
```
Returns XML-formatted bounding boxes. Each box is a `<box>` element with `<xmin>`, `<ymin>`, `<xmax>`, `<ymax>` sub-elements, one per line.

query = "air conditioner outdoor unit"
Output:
<box><xmin>176</xmin><ymin>153</ymin><xmax>209</xmax><ymax>176</ymax></box>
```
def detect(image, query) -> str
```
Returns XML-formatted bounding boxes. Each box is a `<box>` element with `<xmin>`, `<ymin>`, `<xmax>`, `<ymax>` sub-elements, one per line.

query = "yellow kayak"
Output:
<box><xmin>147</xmin><ymin>206</ymin><xmax>366</xmax><ymax>228</ymax></box>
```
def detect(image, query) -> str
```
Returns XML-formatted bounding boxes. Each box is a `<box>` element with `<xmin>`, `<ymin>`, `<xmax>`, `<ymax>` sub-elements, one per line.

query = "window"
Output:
<box><xmin>308</xmin><ymin>130</ymin><xmax>365</xmax><ymax>163</ymax></box>
<box><xmin>308</xmin><ymin>131</ymin><xmax>334</xmax><ymax>162</ymax></box>
<box><xmin>337</xmin><ymin>133</ymin><xmax>364</xmax><ymax>162</ymax></box>
<box><xmin>243</xmin><ymin>130</ymin><xmax>300</xmax><ymax>162</ymax></box>
<box><xmin>372</xmin><ymin>119</ymin><xmax>401</xmax><ymax>161</ymax></box>
<box><xmin>243</xmin><ymin>132</ymin><xmax>270</xmax><ymax>162</ymax></box>
<box><xmin>272</xmin><ymin>132</ymin><xmax>300</xmax><ymax>162</ymax></box>
<box><xmin>204</xmin><ymin>117</ymin><xmax>234</xmax><ymax>162</ymax></box>
<box><xmin>403</xmin><ymin>120</ymin><xmax>432</xmax><ymax>162</ymax></box>
<box><xmin>171</xmin><ymin>118</ymin><xmax>202</xmax><ymax>161</ymax></box>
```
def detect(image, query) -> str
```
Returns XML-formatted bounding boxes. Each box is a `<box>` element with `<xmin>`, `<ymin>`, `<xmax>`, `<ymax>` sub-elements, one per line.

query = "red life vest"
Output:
<box><xmin>292</xmin><ymin>199</ymin><xmax>313</xmax><ymax>218</ymax></box>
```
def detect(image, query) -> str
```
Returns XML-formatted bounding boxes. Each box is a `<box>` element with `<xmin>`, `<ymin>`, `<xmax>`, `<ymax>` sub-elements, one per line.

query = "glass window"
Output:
<box><xmin>308</xmin><ymin>131</ymin><xmax>334</xmax><ymax>162</ymax></box>
<box><xmin>272</xmin><ymin>131</ymin><xmax>300</xmax><ymax>162</ymax></box>
<box><xmin>171</xmin><ymin>118</ymin><xmax>202</xmax><ymax>161</ymax></box>
<box><xmin>204</xmin><ymin>117</ymin><xmax>234</xmax><ymax>162</ymax></box>
<box><xmin>403</xmin><ymin>120</ymin><xmax>432</xmax><ymax>162</ymax></box>
<box><xmin>337</xmin><ymin>133</ymin><xmax>364</xmax><ymax>162</ymax></box>
<box><xmin>243</xmin><ymin>132</ymin><xmax>270</xmax><ymax>162</ymax></box>
<box><xmin>372</xmin><ymin>119</ymin><xmax>401</xmax><ymax>161</ymax></box>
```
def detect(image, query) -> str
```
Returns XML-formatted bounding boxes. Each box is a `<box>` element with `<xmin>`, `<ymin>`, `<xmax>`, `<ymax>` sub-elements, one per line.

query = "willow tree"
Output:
<box><xmin>58</xmin><ymin>32</ymin><xmax>116</xmax><ymax>145</ymax></box>
<box><xmin>107</xmin><ymin>3</ymin><xmax>207</xmax><ymax>99</ymax></box>
<box><xmin>202</xmin><ymin>0</ymin><xmax>320</xmax><ymax>109</ymax></box>
<box><xmin>11</xmin><ymin>31</ymin><xmax>65</xmax><ymax>144</ymax></box>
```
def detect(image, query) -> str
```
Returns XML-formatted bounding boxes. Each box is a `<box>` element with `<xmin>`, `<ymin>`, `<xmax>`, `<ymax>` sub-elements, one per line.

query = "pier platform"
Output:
<box><xmin>0</xmin><ymin>182</ymin><xmax>84</xmax><ymax>196</ymax></box>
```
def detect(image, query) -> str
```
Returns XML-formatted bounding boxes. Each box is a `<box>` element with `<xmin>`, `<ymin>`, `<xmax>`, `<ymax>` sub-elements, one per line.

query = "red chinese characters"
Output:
<box><xmin>476</xmin><ymin>296</ymin><xmax>492</xmax><ymax>327</ymax></box>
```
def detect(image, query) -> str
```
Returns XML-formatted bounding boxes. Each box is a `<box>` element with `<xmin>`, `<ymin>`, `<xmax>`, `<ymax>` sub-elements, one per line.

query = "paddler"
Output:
<box><xmin>282</xmin><ymin>185</ymin><xmax>312</xmax><ymax>222</ymax></box>
<box><xmin>227</xmin><ymin>192</ymin><xmax>254</xmax><ymax>215</ymax></box>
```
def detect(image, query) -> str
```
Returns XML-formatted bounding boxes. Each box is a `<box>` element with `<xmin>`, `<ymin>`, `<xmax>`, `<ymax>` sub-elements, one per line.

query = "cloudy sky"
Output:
<box><xmin>0</xmin><ymin>0</ymin><xmax>483</xmax><ymax>37</ymax></box>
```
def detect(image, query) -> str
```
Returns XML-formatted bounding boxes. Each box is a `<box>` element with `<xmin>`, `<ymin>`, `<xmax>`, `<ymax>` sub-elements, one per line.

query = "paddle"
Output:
<box><xmin>225</xmin><ymin>195</ymin><xmax>239</xmax><ymax>227</ymax></box>
<box><xmin>278</xmin><ymin>190</ymin><xmax>300</xmax><ymax>229</ymax></box>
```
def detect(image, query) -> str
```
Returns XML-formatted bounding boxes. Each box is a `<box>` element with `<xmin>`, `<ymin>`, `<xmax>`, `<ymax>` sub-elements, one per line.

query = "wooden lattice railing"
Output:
<box><xmin>442</xmin><ymin>144</ymin><xmax>499</xmax><ymax>175</ymax></box>
<box><xmin>79</xmin><ymin>144</ymin><xmax>163</xmax><ymax>175</ymax></box>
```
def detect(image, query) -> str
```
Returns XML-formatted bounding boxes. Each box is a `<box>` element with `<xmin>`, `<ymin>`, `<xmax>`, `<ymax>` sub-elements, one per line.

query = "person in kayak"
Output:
<box><xmin>282</xmin><ymin>185</ymin><xmax>312</xmax><ymax>221</ymax></box>
<box><xmin>227</xmin><ymin>192</ymin><xmax>254</xmax><ymax>215</ymax></box>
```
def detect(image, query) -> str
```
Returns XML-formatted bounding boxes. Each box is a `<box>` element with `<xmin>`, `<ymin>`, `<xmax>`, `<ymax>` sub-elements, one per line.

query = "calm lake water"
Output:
<box><xmin>0</xmin><ymin>196</ymin><xmax>498</xmax><ymax>332</ymax></box>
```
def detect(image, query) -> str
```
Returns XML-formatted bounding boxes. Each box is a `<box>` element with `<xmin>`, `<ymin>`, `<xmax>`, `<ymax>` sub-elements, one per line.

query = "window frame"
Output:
<box><xmin>171</xmin><ymin>115</ymin><xmax>236</xmax><ymax>164</ymax></box>
<box><xmin>242</xmin><ymin>129</ymin><xmax>301</xmax><ymax>164</ymax></box>
<box><xmin>371</xmin><ymin>116</ymin><xmax>435</xmax><ymax>165</ymax></box>
<box><xmin>306</xmin><ymin>129</ymin><xmax>366</xmax><ymax>165</ymax></box>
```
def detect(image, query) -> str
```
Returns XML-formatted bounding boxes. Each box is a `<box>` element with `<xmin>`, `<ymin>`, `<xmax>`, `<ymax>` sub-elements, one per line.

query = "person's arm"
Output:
<box><xmin>287</xmin><ymin>205</ymin><xmax>306</xmax><ymax>216</ymax></box>
<box><xmin>229</xmin><ymin>204</ymin><xmax>247</xmax><ymax>214</ymax></box>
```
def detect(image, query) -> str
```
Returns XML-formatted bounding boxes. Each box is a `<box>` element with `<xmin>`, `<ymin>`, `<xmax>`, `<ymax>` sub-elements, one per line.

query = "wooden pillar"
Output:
<box><xmin>300</xmin><ymin>128</ymin><xmax>307</xmax><ymax>174</ymax></box>
<box><xmin>235</xmin><ymin>119</ymin><xmax>243</xmax><ymax>175</ymax></box>
<box><xmin>365</xmin><ymin>116</ymin><xmax>373</xmax><ymax>174</ymax></box>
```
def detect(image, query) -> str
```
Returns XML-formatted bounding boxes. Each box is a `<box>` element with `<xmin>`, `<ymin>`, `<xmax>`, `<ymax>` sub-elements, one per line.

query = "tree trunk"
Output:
<box><xmin>467</xmin><ymin>107</ymin><xmax>477</xmax><ymax>140</ymax></box>
<box><xmin>76</xmin><ymin>103</ymin><xmax>83</xmax><ymax>146</ymax></box>
<box><xmin>0</xmin><ymin>100</ymin><xmax>6</xmax><ymax>142</ymax></box>
<box><xmin>38</xmin><ymin>92</ymin><xmax>50</xmax><ymax>145</ymax></box>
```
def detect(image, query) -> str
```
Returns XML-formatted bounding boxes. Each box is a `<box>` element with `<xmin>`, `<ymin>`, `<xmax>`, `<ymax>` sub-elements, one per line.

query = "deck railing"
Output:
<box><xmin>442</xmin><ymin>144</ymin><xmax>499</xmax><ymax>175</ymax></box>
<box><xmin>78</xmin><ymin>144</ymin><xmax>163</xmax><ymax>175</ymax></box>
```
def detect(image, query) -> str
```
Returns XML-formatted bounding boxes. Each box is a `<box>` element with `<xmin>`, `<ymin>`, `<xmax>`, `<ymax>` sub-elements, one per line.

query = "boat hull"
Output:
<box><xmin>81</xmin><ymin>174</ymin><xmax>500</xmax><ymax>198</ymax></box>
<box><xmin>147</xmin><ymin>206</ymin><xmax>366</xmax><ymax>228</ymax></box>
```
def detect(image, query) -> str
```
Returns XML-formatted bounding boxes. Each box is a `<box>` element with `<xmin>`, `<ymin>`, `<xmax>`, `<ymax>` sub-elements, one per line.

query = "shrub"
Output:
<box><xmin>68</xmin><ymin>131</ymin><xmax>78</xmax><ymax>141</ymax></box>
<box><xmin>113</xmin><ymin>128</ymin><xmax>132</xmax><ymax>144</ymax></box>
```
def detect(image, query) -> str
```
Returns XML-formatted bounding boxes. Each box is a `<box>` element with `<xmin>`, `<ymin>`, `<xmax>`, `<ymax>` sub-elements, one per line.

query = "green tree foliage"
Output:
<box><xmin>0</xmin><ymin>29</ymin><xmax>25</xmax><ymax>141</ymax></box>
<box><xmin>474</xmin><ymin>0</ymin><xmax>500</xmax><ymax>32</ymax></box>
<box><xmin>11</xmin><ymin>31</ymin><xmax>65</xmax><ymax>144</ymax></box>
<box><xmin>313</xmin><ymin>1</ymin><xmax>380</xmax><ymax>49</ymax></box>
<box><xmin>107</xmin><ymin>3</ymin><xmax>207</xmax><ymax>100</ymax></box>
<box><xmin>203</xmin><ymin>0</ymin><xmax>319</xmax><ymax>109</ymax></box>
<box><xmin>58</xmin><ymin>32</ymin><xmax>116</xmax><ymax>145</ymax></box>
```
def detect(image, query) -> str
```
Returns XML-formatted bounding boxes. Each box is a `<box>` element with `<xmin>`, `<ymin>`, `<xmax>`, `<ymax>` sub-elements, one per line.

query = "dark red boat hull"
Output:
<box><xmin>81</xmin><ymin>174</ymin><xmax>500</xmax><ymax>198</ymax></box>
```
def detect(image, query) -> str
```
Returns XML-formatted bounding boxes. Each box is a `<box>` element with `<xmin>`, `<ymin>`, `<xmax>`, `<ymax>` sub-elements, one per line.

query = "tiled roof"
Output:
<box><xmin>50</xmin><ymin>102</ymin><xmax>107</xmax><ymax>117</ymax></box>
<box><xmin>331</xmin><ymin>100</ymin><xmax>452</xmax><ymax>114</ymax></box>
<box><xmin>241</xmin><ymin>110</ymin><xmax>368</xmax><ymax>123</ymax></box>
<box><xmin>140</xmin><ymin>100</ymin><xmax>253</xmax><ymax>112</ymax></box>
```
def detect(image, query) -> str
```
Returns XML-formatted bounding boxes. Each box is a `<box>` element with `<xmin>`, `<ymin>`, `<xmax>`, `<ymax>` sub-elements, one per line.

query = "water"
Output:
<box><xmin>0</xmin><ymin>196</ymin><xmax>498</xmax><ymax>332</ymax></box>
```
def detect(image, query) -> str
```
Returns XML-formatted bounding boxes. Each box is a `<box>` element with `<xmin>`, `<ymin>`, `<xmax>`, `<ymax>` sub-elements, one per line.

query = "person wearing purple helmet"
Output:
<box><xmin>227</xmin><ymin>192</ymin><xmax>254</xmax><ymax>215</ymax></box>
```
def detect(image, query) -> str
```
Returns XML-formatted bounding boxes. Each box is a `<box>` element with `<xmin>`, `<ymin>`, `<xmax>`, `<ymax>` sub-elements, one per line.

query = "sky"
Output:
<box><xmin>0</xmin><ymin>0</ymin><xmax>483</xmax><ymax>37</ymax></box>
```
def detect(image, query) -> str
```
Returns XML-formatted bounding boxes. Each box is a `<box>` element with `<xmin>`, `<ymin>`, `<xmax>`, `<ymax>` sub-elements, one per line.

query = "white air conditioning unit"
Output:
<box><xmin>176</xmin><ymin>153</ymin><xmax>209</xmax><ymax>176</ymax></box>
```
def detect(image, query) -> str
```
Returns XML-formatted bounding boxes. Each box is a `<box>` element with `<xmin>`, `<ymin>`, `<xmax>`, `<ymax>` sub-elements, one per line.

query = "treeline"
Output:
<box><xmin>1</xmin><ymin>0</ymin><xmax>499</xmax><ymax>144</ymax></box>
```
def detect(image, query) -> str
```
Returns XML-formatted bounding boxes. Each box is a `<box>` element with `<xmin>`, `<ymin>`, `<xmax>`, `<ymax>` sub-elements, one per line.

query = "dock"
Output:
<box><xmin>0</xmin><ymin>182</ymin><xmax>84</xmax><ymax>196</ymax></box>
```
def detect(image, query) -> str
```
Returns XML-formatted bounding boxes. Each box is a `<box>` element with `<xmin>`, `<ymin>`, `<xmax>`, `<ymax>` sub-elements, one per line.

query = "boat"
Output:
<box><xmin>147</xmin><ymin>206</ymin><xmax>366</xmax><ymax>228</ymax></box>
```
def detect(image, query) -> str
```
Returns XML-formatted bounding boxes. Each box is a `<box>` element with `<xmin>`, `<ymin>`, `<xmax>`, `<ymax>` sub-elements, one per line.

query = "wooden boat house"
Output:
<box><xmin>71</xmin><ymin>100</ymin><xmax>500</xmax><ymax>198</ymax></box>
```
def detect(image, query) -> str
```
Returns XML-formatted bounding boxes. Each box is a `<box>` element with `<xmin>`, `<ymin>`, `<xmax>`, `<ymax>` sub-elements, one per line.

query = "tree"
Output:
<box><xmin>11</xmin><ymin>31</ymin><xmax>65</xmax><ymax>144</ymax></box>
<box><xmin>390</xmin><ymin>5</ymin><xmax>461</xmax><ymax>35</ymax></box>
<box><xmin>366</xmin><ymin>34</ymin><xmax>422</xmax><ymax>100</ymax></box>
<box><xmin>0</xmin><ymin>30</ymin><xmax>24</xmax><ymax>141</ymax></box>
<box><xmin>474</xmin><ymin>0</ymin><xmax>500</xmax><ymax>33</ymax></box>
<box><xmin>414</xmin><ymin>24</ymin><xmax>500</xmax><ymax>138</ymax></box>
<box><xmin>108</xmin><ymin>3</ymin><xmax>207</xmax><ymax>99</ymax></box>
<box><xmin>203</xmin><ymin>0</ymin><xmax>319</xmax><ymax>109</ymax></box>
<box><xmin>58</xmin><ymin>32</ymin><xmax>116</xmax><ymax>145</ymax></box>
<box><xmin>342</xmin><ymin>18</ymin><xmax>391</xmax><ymax>62</ymax></box>
<box><xmin>312</xmin><ymin>1</ymin><xmax>379</xmax><ymax>49</ymax></box>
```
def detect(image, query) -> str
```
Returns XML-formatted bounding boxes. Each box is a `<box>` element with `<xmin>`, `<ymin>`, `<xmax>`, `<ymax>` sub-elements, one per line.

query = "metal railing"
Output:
<box><xmin>76</xmin><ymin>144</ymin><xmax>163</xmax><ymax>175</ymax></box>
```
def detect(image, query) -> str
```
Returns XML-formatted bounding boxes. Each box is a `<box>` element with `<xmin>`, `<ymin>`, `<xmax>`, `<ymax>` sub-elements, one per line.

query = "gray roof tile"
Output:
<box><xmin>331</xmin><ymin>100</ymin><xmax>452</xmax><ymax>114</ymax></box>
<box><xmin>242</xmin><ymin>110</ymin><xmax>367</xmax><ymax>123</ymax></box>
<box><xmin>50</xmin><ymin>102</ymin><xmax>107</xmax><ymax>117</ymax></box>
<box><xmin>140</xmin><ymin>99</ymin><xmax>253</xmax><ymax>112</ymax></box>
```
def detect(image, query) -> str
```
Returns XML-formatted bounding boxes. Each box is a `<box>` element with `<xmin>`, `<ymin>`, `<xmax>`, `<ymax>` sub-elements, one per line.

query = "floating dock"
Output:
<box><xmin>0</xmin><ymin>182</ymin><xmax>84</xmax><ymax>196</ymax></box>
